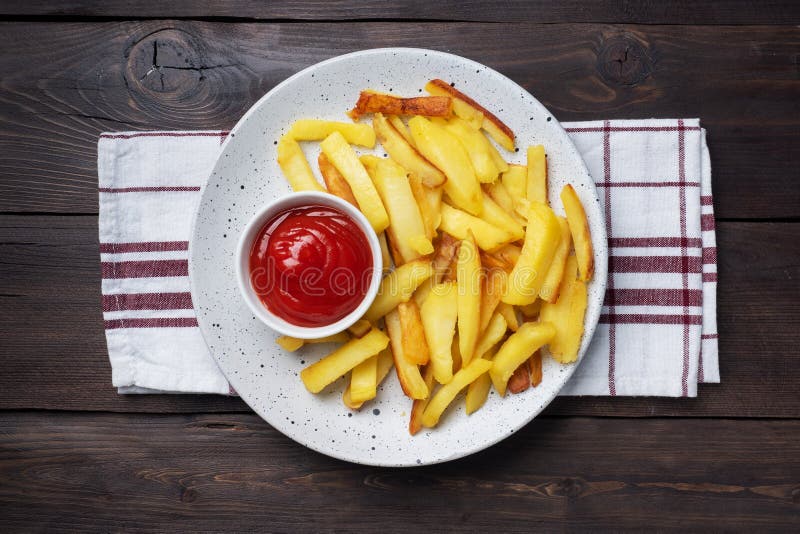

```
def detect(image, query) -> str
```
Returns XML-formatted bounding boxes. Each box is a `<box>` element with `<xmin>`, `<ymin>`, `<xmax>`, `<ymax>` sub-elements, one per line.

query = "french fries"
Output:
<box><xmin>424</xmin><ymin>79</ymin><xmax>516</xmax><ymax>151</ymax></box>
<box><xmin>456</xmin><ymin>232</ymin><xmax>482</xmax><ymax>366</ymax></box>
<box><xmin>320</xmin><ymin>131</ymin><xmax>389</xmax><ymax>233</ymax></box>
<box><xmin>276</xmin><ymin>79</ymin><xmax>597</xmax><ymax>433</ymax></box>
<box><xmin>373</xmin><ymin>113</ymin><xmax>446</xmax><ymax>188</ymax></box>
<box><xmin>539</xmin><ymin>216</ymin><xmax>572</xmax><ymax>303</ymax></box>
<box><xmin>561</xmin><ymin>184</ymin><xmax>594</xmax><ymax>282</ymax></box>
<box><xmin>350</xmin><ymin>90</ymin><xmax>452</xmax><ymax>121</ymax></box>
<box><xmin>343</xmin><ymin>349</ymin><xmax>394</xmax><ymax>409</ymax></box>
<box><xmin>420</xmin><ymin>281</ymin><xmax>458</xmax><ymax>384</ymax></box>
<box><xmin>540</xmin><ymin>256</ymin><xmax>588</xmax><ymax>363</ymax></box>
<box><xmin>361</xmin><ymin>155</ymin><xmax>431</xmax><ymax>263</ymax></box>
<box><xmin>439</xmin><ymin>204</ymin><xmax>515</xmax><ymax>252</ymax></box>
<box><xmin>526</xmin><ymin>145</ymin><xmax>547</xmax><ymax>204</ymax></box>
<box><xmin>502</xmin><ymin>201</ymin><xmax>561</xmax><ymax>305</ymax></box>
<box><xmin>490</xmin><ymin>321</ymin><xmax>555</xmax><ymax>396</ymax></box>
<box><xmin>276</xmin><ymin>135</ymin><xmax>325</xmax><ymax>192</ymax></box>
<box><xmin>318</xmin><ymin>152</ymin><xmax>358</xmax><ymax>206</ymax></box>
<box><xmin>365</xmin><ymin>259</ymin><xmax>434</xmax><ymax>323</ymax></box>
<box><xmin>409</xmin><ymin>116</ymin><xmax>482</xmax><ymax>216</ymax></box>
<box><xmin>422</xmin><ymin>358</ymin><xmax>493</xmax><ymax>427</ymax></box>
<box><xmin>386</xmin><ymin>309</ymin><xmax>429</xmax><ymax>399</ymax></box>
<box><xmin>397</xmin><ymin>300</ymin><xmax>430</xmax><ymax>365</ymax></box>
<box><xmin>300</xmin><ymin>328</ymin><xmax>389</xmax><ymax>393</ymax></box>
<box><xmin>288</xmin><ymin>119</ymin><xmax>376</xmax><ymax>147</ymax></box>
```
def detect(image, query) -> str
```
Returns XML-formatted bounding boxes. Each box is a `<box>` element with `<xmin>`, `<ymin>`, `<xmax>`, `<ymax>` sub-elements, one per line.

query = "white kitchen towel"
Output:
<box><xmin>98</xmin><ymin>119</ymin><xmax>718</xmax><ymax>397</ymax></box>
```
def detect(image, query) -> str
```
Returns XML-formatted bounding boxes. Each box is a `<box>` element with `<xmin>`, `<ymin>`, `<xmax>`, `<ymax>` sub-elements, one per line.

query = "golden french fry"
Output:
<box><xmin>561</xmin><ymin>184</ymin><xmax>594</xmax><ymax>282</ymax></box>
<box><xmin>502</xmin><ymin>201</ymin><xmax>561</xmax><ymax>305</ymax></box>
<box><xmin>423</xmin><ymin>185</ymin><xmax>443</xmax><ymax>231</ymax></box>
<box><xmin>457</xmin><ymin>232</ymin><xmax>481</xmax><ymax>365</ymax></box>
<box><xmin>276</xmin><ymin>332</ymin><xmax>350</xmax><ymax>352</ymax></box>
<box><xmin>489</xmin><ymin>321</ymin><xmax>555</xmax><ymax>396</ymax></box>
<box><xmin>479</xmin><ymin>193</ymin><xmax>525</xmax><ymax>241</ymax></box>
<box><xmin>500</xmin><ymin>164</ymin><xmax>527</xmax><ymax>201</ymax></box>
<box><xmin>386</xmin><ymin>309</ymin><xmax>429</xmax><ymax>399</ymax></box>
<box><xmin>465</xmin><ymin>372</ymin><xmax>491</xmax><ymax>415</ymax></box>
<box><xmin>398</xmin><ymin>300</ymin><xmax>431</xmax><ymax>365</ymax></box>
<box><xmin>373</xmin><ymin>113</ymin><xmax>446</xmax><ymax>188</ymax></box>
<box><xmin>413</xmin><ymin>276</ymin><xmax>435</xmax><ymax>307</ymax></box>
<box><xmin>439</xmin><ymin>204</ymin><xmax>515</xmax><ymax>252</ymax></box>
<box><xmin>409</xmin><ymin>116</ymin><xmax>482</xmax><ymax>216</ymax></box>
<box><xmin>485</xmin><ymin>181</ymin><xmax>526</xmax><ymax>226</ymax></box>
<box><xmin>424</xmin><ymin>79</ymin><xmax>516</xmax><ymax>151</ymax></box>
<box><xmin>529</xmin><ymin>350</ymin><xmax>543</xmax><ymax>387</ymax></box>
<box><xmin>497</xmin><ymin>302</ymin><xmax>519</xmax><ymax>332</ymax></box>
<box><xmin>378</xmin><ymin>232</ymin><xmax>393</xmax><ymax>272</ymax></box>
<box><xmin>318</xmin><ymin>152</ymin><xmax>358</xmax><ymax>206</ymax></box>
<box><xmin>287</xmin><ymin>119</ymin><xmax>376</xmax><ymax>147</ymax></box>
<box><xmin>526</xmin><ymin>145</ymin><xmax>547</xmax><ymax>204</ymax></box>
<box><xmin>276</xmin><ymin>135</ymin><xmax>325</xmax><ymax>192</ymax></box>
<box><xmin>387</xmin><ymin>115</ymin><xmax>415</xmax><ymax>146</ymax></box>
<box><xmin>300</xmin><ymin>328</ymin><xmax>389</xmax><ymax>393</ymax></box>
<box><xmin>350</xmin><ymin>90</ymin><xmax>452</xmax><ymax>121</ymax></box>
<box><xmin>540</xmin><ymin>256</ymin><xmax>588</xmax><ymax>363</ymax></box>
<box><xmin>407</xmin><ymin>173</ymin><xmax>437</xmax><ymax>239</ymax></box>
<box><xmin>422</xmin><ymin>358</ymin><xmax>493</xmax><ymax>428</ymax></box>
<box><xmin>365</xmin><ymin>259</ymin><xmax>433</xmax><ymax>323</ymax></box>
<box><xmin>320</xmin><ymin>131</ymin><xmax>389</xmax><ymax>233</ymax></box>
<box><xmin>343</xmin><ymin>349</ymin><xmax>394</xmax><ymax>410</ymax></box>
<box><xmin>347</xmin><ymin>319</ymin><xmax>372</xmax><ymax>339</ymax></box>
<box><xmin>443</xmin><ymin>116</ymin><xmax>501</xmax><ymax>183</ymax></box>
<box><xmin>479</xmin><ymin>269</ymin><xmax>506</xmax><ymax>333</ymax></box>
<box><xmin>361</xmin><ymin>155</ymin><xmax>430</xmax><ymax>264</ymax></box>
<box><xmin>349</xmin><ymin>352</ymin><xmax>378</xmax><ymax>403</ymax></box>
<box><xmin>408</xmin><ymin>235</ymin><xmax>434</xmax><ymax>256</ymax></box>
<box><xmin>539</xmin><ymin>216</ymin><xmax>572</xmax><ymax>303</ymax></box>
<box><xmin>474</xmin><ymin>311</ymin><xmax>508</xmax><ymax>359</ymax></box>
<box><xmin>420</xmin><ymin>281</ymin><xmax>458</xmax><ymax>384</ymax></box>
<box><xmin>409</xmin><ymin>364</ymin><xmax>436</xmax><ymax>435</ymax></box>
<box><xmin>493</xmin><ymin>243</ymin><xmax>522</xmax><ymax>267</ymax></box>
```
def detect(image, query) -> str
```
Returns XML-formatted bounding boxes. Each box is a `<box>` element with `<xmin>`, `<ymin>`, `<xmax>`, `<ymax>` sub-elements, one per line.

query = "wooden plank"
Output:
<box><xmin>0</xmin><ymin>413</ymin><xmax>798</xmax><ymax>531</ymax></box>
<box><xmin>0</xmin><ymin>215</ymin><xmax>797</xmax><ymax>416</ymax></box>
<box><xmin>2</xmin><ymin>1</ymin><xmax>799</xmax><ymax>25</ymax></box>
<box><xmin>0</xmin><ymin>21</ymin><xmax>797</xmax><ymax>218</ymax></box>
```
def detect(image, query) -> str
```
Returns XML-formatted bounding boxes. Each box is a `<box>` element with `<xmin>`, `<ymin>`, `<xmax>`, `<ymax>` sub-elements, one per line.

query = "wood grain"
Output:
<box><xmin>2</xmin><ymin>1</ymin><xmax>799</xmax><ymax>25</ymax></box>
<box><xmin>1</xmin><ymin>215</ymin><xmax>797</xmax><ymax>416</ymax></box>
<box><xmin>0</xmin><ymin>21</ymin><xmax>797</xmax><ymax>218</ymax></box>
<box><xmin>0</xmin><ymin>412</ymin><xmax>798</xmax><ymax>531</ymax></box>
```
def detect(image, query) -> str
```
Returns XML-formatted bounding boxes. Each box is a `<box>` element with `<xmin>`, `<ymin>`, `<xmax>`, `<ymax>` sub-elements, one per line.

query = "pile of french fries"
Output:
<box><xmin>273</xmin><ymin>80</ymin><xmax>594</xmax><ymax>434</ymax></box>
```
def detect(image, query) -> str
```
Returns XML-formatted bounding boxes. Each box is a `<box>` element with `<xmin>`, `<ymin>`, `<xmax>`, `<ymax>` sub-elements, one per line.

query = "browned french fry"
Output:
<box><xmin>386</xmin><ymin>309</ymin><xmax>429</xmax><ymax>399</ymax></box>
<box><xmin>431</xmin><ymin>232</ymin><xmax>460</xmax><ymax>282</ymax></box>
<box><xmin>350</xmin><ymin>91</ymin><xmax>452</xmax><ymax>121</ymax></box>
<box><xmin>451</xmin><ymin>333</ymin><xmax>462</xmax><ymax>375</ymax></box>
<box><xmin>398</xmin><ymin>300</ymin><xmax>431</xmax><ymax>365</ymax></box>
<box><xmin>561</xmin><ymin>184</ymin><xmax>594</xmax><ymax>282</ymax></box>
<box><xmin>318</xmin><ymin>152</ymin><xmax>358</xmax><ymax>206</ymax></box>
<box><xmin>409</xmin><ymin>364</ymin><xmax>436</xmax><ymax>435</ymax></box>
<box><xmin>425</xmin><ymin>79</ymin><xmax>516</xmax><ymax>151</ymax></box>
<box><xmin>519</xmin><ymin>299</ymin><xmax>542</xmax><ymax>319</ymax></box>
<box><xmin>529</xmin><ymin>350</ymin><xmax>543</xmax><ymax>387</ymax></box>
<box><xmin>507</xmin><ymin>361</ymin><xmax>531</xmax><ymax>394</ymax></box>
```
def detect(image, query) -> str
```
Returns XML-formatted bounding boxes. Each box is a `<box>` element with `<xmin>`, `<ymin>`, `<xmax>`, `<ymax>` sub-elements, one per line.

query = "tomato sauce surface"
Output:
<box><xmin>249</xmin><ymin>204</ymin><xmax>373</xmax><ymax>327</ymax></box>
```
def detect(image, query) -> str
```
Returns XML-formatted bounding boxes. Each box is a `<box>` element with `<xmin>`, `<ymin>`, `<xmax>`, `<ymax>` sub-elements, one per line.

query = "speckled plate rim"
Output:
<box><xmin>189</xmin><ymin>47</ymin><xmax>607</xmax><ymax>467</ymax></box>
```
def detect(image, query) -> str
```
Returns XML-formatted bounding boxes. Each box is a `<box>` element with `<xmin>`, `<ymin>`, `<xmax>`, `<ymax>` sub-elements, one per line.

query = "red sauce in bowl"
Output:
<box><xmin>248</xmin><ymin>204</ymin><xmax>374</xmax><ymax>327</ymax></box>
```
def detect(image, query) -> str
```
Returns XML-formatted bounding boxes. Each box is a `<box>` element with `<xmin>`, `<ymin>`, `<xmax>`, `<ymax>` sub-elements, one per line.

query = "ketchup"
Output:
<box><xmin>249</xmin><ymin>204</ymin><xmax>373</xmax><ymax>327</ymax></box>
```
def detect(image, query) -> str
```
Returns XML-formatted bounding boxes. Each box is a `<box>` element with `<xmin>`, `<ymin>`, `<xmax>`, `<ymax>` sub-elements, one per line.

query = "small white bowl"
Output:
<box><xmin>235</xmin><ymin>191</ymin><xmax>382</xmax><ymax>339</ymax></box>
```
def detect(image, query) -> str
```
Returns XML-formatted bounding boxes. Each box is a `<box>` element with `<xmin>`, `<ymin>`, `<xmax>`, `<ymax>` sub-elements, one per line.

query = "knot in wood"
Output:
<box><xmin>126</xmin><ymin>28</ymin><xmax>209</xmax><ymax>96</ymax></box>
<box><xmin>597</xmin><ymin>35</ymin><xmax>652</xmax><ymax>86</ymax></box>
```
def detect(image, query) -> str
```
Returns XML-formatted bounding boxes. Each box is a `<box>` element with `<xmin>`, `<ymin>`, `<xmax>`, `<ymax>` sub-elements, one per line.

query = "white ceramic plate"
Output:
<box><xmin>189</xmin><ymin>48</ymin><xmax>607</xmax><ymax>466</ymax></box>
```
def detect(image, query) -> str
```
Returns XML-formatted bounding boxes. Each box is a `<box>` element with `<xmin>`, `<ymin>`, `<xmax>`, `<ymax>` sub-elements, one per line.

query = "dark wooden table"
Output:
<box><xmin>1</xmin><ymin>2</ymin><xmax>799</xmax><ymax>531</ymax></box>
